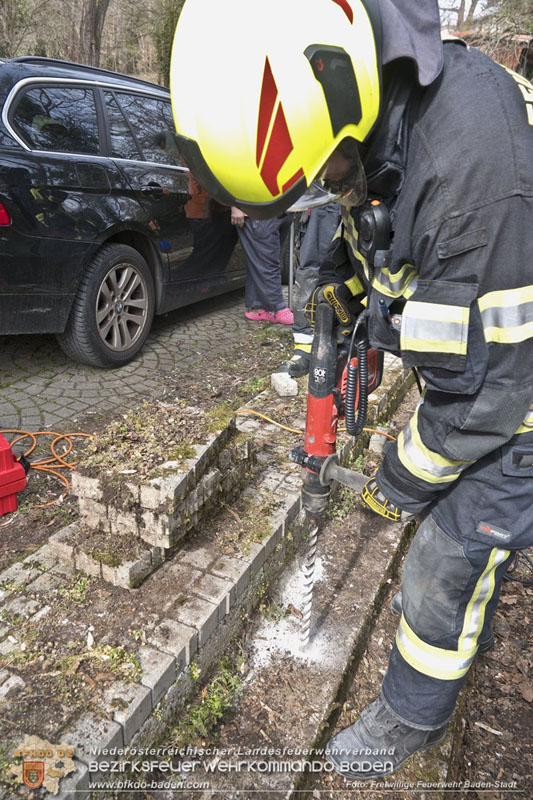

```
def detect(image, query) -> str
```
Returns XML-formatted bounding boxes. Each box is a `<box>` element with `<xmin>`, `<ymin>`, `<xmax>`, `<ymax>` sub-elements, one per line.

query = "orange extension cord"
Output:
<box><xmin>235</xmin><ymin>408</ymin><xmax>397</xmax><ymax>440</ymax></box>
<box><xmin>0</xmin><ymin>412</ymin><xmax>393</xmax><ymax>513</ymax></box>
<box><xmin>0</xmin><ymin>430</ymin><xmax>94</xmax><ymax>508</ymax></box>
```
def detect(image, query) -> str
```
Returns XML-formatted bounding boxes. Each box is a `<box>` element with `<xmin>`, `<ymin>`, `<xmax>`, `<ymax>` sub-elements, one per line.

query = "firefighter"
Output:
<box><xmin>170</xmin><ymin>0</ymin><xmax>533</xmax><ymax>780</ymax></box>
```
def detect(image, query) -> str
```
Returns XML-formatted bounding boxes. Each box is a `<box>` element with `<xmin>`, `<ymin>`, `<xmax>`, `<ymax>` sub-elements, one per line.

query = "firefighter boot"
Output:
<box><xmin>277</xmin><ymin>346</ymin><xmax>311</xmax><ymax>377</ymax></box>
<box><xmin>390</xmin><ymin>592</ymin><xmax>494</xmax><ymax>652</ymax></box>
<box><xmin>326</xmin><ymin>695</ymin><xmax>447</xmax><ymax>781</ymax></box>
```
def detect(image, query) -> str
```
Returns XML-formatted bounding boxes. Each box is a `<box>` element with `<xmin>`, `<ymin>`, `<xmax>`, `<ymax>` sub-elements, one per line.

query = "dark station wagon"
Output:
<box><xmin>0</xmin><ymin>57</ymin><xmax>245</xmax><ymax>367</ymax></box>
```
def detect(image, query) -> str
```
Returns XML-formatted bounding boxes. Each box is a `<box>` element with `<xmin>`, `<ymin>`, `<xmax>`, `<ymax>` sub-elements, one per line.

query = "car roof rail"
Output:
<box><xmin>10</xmin><ymin>56</ymin><xmax>168</xmax><ymax>92</ymax></box>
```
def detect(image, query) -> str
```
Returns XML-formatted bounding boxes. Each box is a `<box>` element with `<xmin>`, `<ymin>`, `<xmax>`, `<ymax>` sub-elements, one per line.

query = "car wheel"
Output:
<box><xmin>56</xmin><ymin>243</ymin><xmax>155</xmax><ymax>368</ymax></box>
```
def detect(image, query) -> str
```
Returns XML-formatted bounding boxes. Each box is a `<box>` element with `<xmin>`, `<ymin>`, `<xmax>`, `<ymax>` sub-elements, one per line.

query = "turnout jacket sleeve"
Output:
<box><xmin>372</xmin><ymin>47</ymin><xmax>533</xmax><ymax>515</ymax></box>
<box><xmin>375</xmin><ymin>194</ymin><xmax>533</xmax><ymax>514</ymax></box>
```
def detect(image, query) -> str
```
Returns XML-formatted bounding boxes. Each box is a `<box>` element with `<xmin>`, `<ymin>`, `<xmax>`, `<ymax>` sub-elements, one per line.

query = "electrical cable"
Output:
<box><xmin>0</xmin><ymin>429</ymin><xmax>95</xmax><ymax>508</ymax></box>
<box><xmin>235</xmin><ymin>409</ymin><xmax>396</xmax><ymax>440</ymax></box>
<box><xmin>503</xmin><ymin>548</ymin><xmax>533</xmax><ymax>587</ymax></box>
<box><xmin>345</xmin><ymin>310</ymin><xmax>370</xmax><ymax>437</ymax></box>
<box><xmin>412</xmin><ymin>367</ymin><xmax>423</xmax><ymax>395</ymax></box>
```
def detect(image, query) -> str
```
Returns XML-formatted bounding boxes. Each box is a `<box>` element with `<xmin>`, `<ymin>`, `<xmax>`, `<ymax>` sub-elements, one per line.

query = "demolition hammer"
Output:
<box><xmin>290</xmin><ymin>199</ymin><xmax>390</xmax><ymax>645</ymax></box>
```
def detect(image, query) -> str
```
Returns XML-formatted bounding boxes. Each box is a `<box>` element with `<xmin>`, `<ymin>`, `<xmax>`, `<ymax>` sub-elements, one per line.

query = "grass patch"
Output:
<box><xmin>90</xmin><ymin>548</ymin><xmax>122</xmax><ymax>568</ymax></box>
<box><xmin>327</xmin><ymin>485</ymin><xmax>361</xmax><ymax>521</ymax></box>
<box><xmin>238</xmin><ymin>376</ymin><xmax>269</xmax><ymax>399</ymax></box>
<box><xmin>172</xmin><ymin>655</ymin><xmax>243</xmax><ymax>745</ymax></box>
<box><xmin>82</xmin><ymin>400</ymin><xmax>209</xmax><ymax>480</ymax></box>
<box><xmin>58</xmin><ymin>574</ymin><xmax>93</xmax><ymax>606</ymax></box>
<box><xmin>206</xmin><ymin>402</ymin><xmax>235</xmax><ymax>433</ymax></box>
<box><xmin>251</xmin><ymin>325</ymin><xmax>291</xmax><ymax>344</ymax></box>
<box><xmin>57</xmin><ymin>643</ymin><xmax>141</xmax><ymax>684</ymax></box>
<box><xmin>167</xmin><ymin>442</ymin><xmax>197</xmax><ymax>462</ymax></box>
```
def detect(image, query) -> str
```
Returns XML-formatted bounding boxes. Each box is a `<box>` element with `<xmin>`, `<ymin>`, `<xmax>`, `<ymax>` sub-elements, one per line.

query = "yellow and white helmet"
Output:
<box><xmin>170</xmin><ymin>0</ymin><xmax>382</xmax><ymax>217</ymax></box>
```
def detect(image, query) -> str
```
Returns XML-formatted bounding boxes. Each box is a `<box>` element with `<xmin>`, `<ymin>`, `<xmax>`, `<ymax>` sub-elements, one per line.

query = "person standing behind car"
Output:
<box><xmin>184</xmin><ymin>169</ymin><xmax>238</xmax><ymax>274</ymax></box>
<box><xmin>231</xmin><ymin>207</ymin><xmax>294</xmax><ymax>325</ymax></box>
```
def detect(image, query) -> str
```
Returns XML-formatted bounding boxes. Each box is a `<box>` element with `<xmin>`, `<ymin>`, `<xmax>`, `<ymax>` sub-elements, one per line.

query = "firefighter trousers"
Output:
<box><xmin>381</xmin><ymin>513</ymin><xmax>515</xmax><ymax>729</ymax></box>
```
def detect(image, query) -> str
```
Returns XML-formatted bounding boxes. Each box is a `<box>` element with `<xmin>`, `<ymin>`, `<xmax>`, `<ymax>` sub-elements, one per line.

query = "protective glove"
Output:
<box><xmin>361</xmin><ymin>477</ymin><xmax>414</xmax><ymax>523</ymax></box>
<box><xmin>305</xmin><ymin>282</ymin><xmax>354</xmax><ymax>334</ymax></box>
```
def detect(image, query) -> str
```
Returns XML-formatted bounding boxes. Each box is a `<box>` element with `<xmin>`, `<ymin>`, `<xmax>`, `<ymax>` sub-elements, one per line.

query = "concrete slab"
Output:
<box><xmin>172</xmin><ymin>595</ymin><xmax>219</xmax><ymax>647</ymax></box>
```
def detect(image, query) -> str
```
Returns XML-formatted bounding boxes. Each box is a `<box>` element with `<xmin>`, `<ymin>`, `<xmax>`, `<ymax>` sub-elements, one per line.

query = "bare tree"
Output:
<box><xmin>440</xmin><ymin>0</ymin><xmax>532</xmax><ymax>32</ymax></box>
<box><xmin>78</xmin><ymin>0</ymin><xmax>112</xmax><ymax>66</ymax></box>
<box><xmin>100</xmin><ymin>0</ymin><xmax>157</xmax><ymax>77</ymax></box>
<box><xmin>440</xmin><ymin>0</ymin><xmax>532</xmax><ymax>76</ymax></box>
<box><xmin>153</xmin><ymin>0</ymin><xmax>184</xmax><ymax>85</ymax></box>
<box><xmin>439</xmin><ymin>0</ymin><xmax>491</xmax><ymax>30</ymax></box>
<box><xmin>0</xmin><ymin>0</ymin><xmax>52</xmax><ymax>57</ymax></box>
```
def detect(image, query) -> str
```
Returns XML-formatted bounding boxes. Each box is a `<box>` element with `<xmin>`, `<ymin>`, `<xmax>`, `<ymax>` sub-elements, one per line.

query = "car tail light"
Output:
<box><xmin>0</xmin><ymin>201</ymin><xmax>11</xmax><ymax>225</ymax></box>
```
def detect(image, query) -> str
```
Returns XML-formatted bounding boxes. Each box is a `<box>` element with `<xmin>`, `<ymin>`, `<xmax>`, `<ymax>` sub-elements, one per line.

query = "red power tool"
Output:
<box><xmin>289</xmin><ymin>199</ymin><xmax>391</xmax><ymax>645</ymax></box>
<box><xmin>0</xmin><ymin>434</ymin><xmax>27</xmax><ymax>516</ymax></box>
<box><xmin>290</xmin><ymin>303</ymin><xmax>383</xmax><ymax>518</ymax></box>
<box><xmin>290</xmin><ymin>198</ymin><xmax>392</xmax><ymax>519</ymax></box>
<box><xmin>290</xmin><ymin>303</ymin><xmax>384</xmax><ymax>646</ymax></box>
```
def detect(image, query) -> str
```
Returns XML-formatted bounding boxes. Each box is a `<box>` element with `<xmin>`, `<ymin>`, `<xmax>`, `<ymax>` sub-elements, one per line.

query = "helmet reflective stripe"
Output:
<box><xmin>170</xmin><ymin>0</ymin><xmax>382</xmax><ymax>215</ymax></box>
<box><xmin>256</xmin><ymin>57</ymin><xmax>305</xmax><ymax>197</ymax></box>
<box><xmin>332</xmin><ymin>0</ymin><xmax>354</xmax><ymax>23</ymax></box>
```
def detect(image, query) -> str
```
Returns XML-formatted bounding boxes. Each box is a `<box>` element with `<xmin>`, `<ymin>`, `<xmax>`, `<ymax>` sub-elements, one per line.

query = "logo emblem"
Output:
<box><xmin>22</xmin><ymin>761</ymin><xmax>45</xmax><ymax>789</ymax></box>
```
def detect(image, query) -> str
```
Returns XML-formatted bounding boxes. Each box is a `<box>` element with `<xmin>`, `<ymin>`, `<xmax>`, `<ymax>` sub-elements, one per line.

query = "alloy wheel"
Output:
<box><xmin>96</xmin><ymin>262</ymin><xmax>150</xmax><ymax>352</ymax></box>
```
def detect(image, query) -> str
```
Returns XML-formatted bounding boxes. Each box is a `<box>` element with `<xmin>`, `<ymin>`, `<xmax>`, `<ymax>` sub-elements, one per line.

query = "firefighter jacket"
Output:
<box><xmin>319</xmin><ymin>41</ymin><xmax>533</xmax><ymax>550</ymax></box>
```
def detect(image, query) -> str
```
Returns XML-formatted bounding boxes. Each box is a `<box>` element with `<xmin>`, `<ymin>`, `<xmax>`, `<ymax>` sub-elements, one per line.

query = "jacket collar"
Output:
<box><xmin>363</xmin><ymin>65</ymin><xmax>419</xmax><ymax>204</ymax></box>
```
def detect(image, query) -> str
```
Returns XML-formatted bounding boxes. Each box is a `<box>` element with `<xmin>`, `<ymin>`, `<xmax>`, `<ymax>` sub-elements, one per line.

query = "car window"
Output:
<box><xmin>114</xmin><ymin>92</ymin><xmax>181</xmax><ymax>166</ymax></box>
<box><xmin>11</xmin><ymin>85</ymin><xmax>99</xmax><ymax>154</ymax></box>
<box><xmin>103</xmin><ymin>91</ymin><xmax>141</xmax><ymax>160</ymax></box>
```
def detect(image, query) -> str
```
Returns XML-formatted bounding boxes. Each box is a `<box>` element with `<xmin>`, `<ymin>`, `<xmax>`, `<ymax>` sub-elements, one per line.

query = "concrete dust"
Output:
<box><xmin>249</xmin><ymin>553</ymin><xmax>337</xmax><ymax>669</ymax></box>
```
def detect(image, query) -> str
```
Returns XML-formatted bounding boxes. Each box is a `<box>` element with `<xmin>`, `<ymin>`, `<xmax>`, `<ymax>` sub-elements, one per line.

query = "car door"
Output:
<box><xmin>2</xmin><ymin>81</ymin><xmax>125</xmax><ymax>331</ymax></box>
<box><xmin>102</xmin><ymin>89</ymin><xmax>243</xmax><ymax>310</ymax></box>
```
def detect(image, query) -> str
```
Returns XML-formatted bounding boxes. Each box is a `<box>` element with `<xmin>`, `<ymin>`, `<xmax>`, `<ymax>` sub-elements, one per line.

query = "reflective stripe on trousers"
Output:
<box><xmin>381</xmin><ymin>514</ymin><xmax>513</xmax><ymax>728</ymax></box>
<box><xmin>396</xmin><ymin>545</ymin><xmax>509</xmax><ymax>680</ymax></box>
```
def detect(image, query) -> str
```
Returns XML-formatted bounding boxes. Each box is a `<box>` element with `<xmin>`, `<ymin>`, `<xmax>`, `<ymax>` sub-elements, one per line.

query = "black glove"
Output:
<box><xmin>305</xmin><ymin>282</ymin><xmax>354</xmax><ymax>334</ymax></box>
<box><xmin>361</xmin><ymin>478</ymin><xmax>414</xmax><ymax>523</ymax></box>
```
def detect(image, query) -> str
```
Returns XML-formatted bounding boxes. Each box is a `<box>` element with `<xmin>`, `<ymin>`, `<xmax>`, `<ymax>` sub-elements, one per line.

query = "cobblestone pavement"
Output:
<box><xmin>0</xmin><ymin>289</ymin><xmax>249</xmax><ymax>431</ymax></box>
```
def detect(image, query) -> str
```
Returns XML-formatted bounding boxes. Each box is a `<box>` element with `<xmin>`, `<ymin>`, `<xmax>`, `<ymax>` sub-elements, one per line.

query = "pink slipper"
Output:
<box><xmin>271</xmin><ymin>307</ymin><xmax>294</xmax><ymax>325</ymax></box>
<box><xmin>245</xmin><ymin>309</ymin><xmax>275</xmax><ymax>321</ymax></box>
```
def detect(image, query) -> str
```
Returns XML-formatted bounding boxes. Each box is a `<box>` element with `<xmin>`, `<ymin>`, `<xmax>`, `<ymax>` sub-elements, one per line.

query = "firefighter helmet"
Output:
<box><xmin>170</xmin><ymin>0</ymin><xmax>382</xmax><ymax>217</ymax></box>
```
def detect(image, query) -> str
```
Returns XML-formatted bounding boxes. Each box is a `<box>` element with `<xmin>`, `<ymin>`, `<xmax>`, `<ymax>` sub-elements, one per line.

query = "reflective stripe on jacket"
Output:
<box><xmin>320</xmin><ymin>43</ymin><xmax>533</xmax><ymax>546</ymax></box>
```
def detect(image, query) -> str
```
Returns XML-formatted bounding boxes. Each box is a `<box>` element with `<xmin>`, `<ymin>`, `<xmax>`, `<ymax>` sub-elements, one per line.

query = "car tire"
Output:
<box><xmin>56</xmin><ymin>243</ymin><xmax>155</xmax><ymax>368</ymax></box>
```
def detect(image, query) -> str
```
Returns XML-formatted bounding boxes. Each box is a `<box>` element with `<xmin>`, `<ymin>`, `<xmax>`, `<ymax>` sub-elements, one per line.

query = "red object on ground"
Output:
<box><xmin>0</xmin><ymin>434</ymin><xmax>27</xmax><ymax>516</ymax></box>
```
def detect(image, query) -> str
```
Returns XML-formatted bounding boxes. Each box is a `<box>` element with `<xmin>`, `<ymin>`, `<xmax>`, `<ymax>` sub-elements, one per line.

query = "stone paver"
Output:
<box><xmin>147</xmin><ymin>618</ymin><xmax>198</xmax><ymax>666</ymax></box>
<box><xmin>137</xmin><ymin>645</ymin><xmax>176</xmax><ymax>707</ymax></box>
<box><xmin>0</xmin><ymin>290</ymin><xmax>248</xmax><ymax>430</ymax></box>
<box><xmin>103</xmin><ymin>682</ymin><xmax>152</xmax><ymax>746</ymax></box>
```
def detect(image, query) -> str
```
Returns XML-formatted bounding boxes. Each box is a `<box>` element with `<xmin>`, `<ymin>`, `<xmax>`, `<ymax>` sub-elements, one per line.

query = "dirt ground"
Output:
<box><xmin>311</xmin><ymin>558</ymin><xmax>532</xmax><ymax>800</ymax></box>
<box><xmin>148</xmin><ymin>386</ymin><xmax>531</xmax><ymax>800</ymax></box>
<box><xmin>2</xmin><ymin>359</ymin><xmax>531</xmax><ymax>800</ymax></box>
<box><xmin>0</xmin><ymin>323</ymin><xmax>293</xmax><ymax>573</ymax></box>
<box><xmin>456</xmin><ymin>562</ymin><xmax>532</xmax><ymax>799</ymax></box>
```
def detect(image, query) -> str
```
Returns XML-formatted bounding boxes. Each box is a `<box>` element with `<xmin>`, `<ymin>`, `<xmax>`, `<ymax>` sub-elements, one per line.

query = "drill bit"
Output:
<box><xmin>300</xmin><ymin>521</ymin><xmax>319</xmax><ymax>647</ymax></box>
